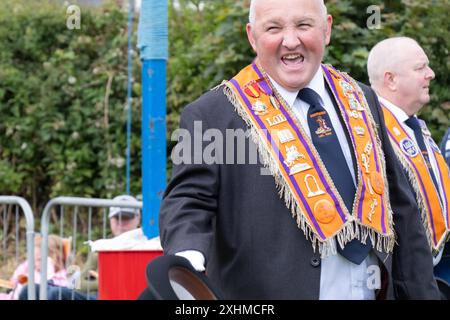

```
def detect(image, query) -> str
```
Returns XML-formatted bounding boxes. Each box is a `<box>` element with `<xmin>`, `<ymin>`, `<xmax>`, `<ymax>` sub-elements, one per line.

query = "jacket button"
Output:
<box><xmin>311</xmin><ymin>257</ymin><xmax>320</xmax><ymax>267</ymax></box>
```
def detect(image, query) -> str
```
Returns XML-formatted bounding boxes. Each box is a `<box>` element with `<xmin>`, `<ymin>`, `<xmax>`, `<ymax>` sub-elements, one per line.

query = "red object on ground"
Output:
<box><xmin>98</xmin><ymin>250</ymin><xmax>163</xmax><ymax>300</ymax></box>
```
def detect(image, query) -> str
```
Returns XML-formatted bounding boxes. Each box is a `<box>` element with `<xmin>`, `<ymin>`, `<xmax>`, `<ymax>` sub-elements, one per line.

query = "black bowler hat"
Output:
<box><xmin>137</xmin><ymin>255</ymin><xmax>222</xmax><ymax>300</ymax></box>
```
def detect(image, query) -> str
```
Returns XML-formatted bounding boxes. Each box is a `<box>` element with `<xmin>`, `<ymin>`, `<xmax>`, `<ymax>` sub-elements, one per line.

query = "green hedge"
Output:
<box><xmin>1</xmin><ymin>0</ymin><xmax>449</xmax><ymax>212</ymax></box>
<box><xmin>0</xmin><ymin>0</ymin><xmax>143</xmax><ymax>212</ymax></box>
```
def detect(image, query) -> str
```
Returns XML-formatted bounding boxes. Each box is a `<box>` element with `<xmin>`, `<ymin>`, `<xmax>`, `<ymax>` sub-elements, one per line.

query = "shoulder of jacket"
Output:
<box><xmin>183</xmin><ymin>84</ymin><xmax>231</xmax><ymax>115</ymax></box>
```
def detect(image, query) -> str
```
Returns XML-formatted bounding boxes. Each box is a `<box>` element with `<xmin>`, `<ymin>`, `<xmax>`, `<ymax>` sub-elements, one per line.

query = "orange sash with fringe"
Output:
<box><xmin>382</xmin><ymin>106</ymin><xmax>450</xmax><ymax>254</ymax></box>
<box><xmin>224</xmin><ymin>63</ymin><xmax>394</xmax><ymax>256</ymax></box>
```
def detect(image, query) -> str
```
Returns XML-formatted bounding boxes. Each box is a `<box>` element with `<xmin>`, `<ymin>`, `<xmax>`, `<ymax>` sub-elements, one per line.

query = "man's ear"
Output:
<box><xmin>384</xmin><ymin>71</ymin><xmax>397</xmax><ymax>91</ymax></box>
<box><xmin>246</xmin><ymin>23</ymin><xmax>257</xmax><ymax>52</ymax></box>
<box><xmin>324</xmin><ymin>15</ymin><xmax>333</xmax><ymax>46</ymax></box>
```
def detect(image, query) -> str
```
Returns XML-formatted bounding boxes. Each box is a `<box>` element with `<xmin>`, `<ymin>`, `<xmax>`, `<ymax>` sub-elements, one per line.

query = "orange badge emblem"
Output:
<box><xmin>370</xmin><ymin>172</ymin><xmax>384</xmax><ymax>195</ymax></box>
<box><xmin>314</xmin><ymin>200</ymin><xmax>336</xmax><ymax>224</ymax></box>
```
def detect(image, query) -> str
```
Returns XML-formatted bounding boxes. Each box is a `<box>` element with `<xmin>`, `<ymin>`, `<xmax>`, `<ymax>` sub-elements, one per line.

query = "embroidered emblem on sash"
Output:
<box><xmin>305</xmin><ymin>174</ymin><xmax>326</xmax><ymax>198</ymax></box>
<box><xmin>368</xmin><ymin>198</ymin><xmax>378</xmax><ymax>223</ymax></box>
<box><xmin>283</xmin><ymin>145</ymin><xmax>311</xmax><ymax>176</ymax></box>
<box><xmin>277</xmin><ymin>129</ymin><xmax>295</xmax><ymax>144</ymax></box>
<box><xmin>354</xmin><ymin>126</ymin><xmax>365</xmax><ymax>136</ymax></box>
<box><xmin>266</xmin><ymin>114</ymin><xmax>287</xmax><ymax>127</ymax></box>
<box><xmin>370</xmin><ymin>172</ymin><xmax>384</xmax><ymax>195</ymax></box>
<box><xmin>284</xmin><ymin>145</ymin><xmax>304</xmax><ymax>166</ymax></box>
<box><xmin>363</xmin><ymin>141</ymin><xmax>375</xmax><ymax>184</ymax></box>
<box><xmin>340</xmin><ymin>80</ymin><xmax>354</xmax><ymax>96</ymax></box>
<box><xmin>314</xmin><ymin>200</ymin><xmax>336</xmax><ymax>224</ymax></box>
<box><xmin>361</xmin><ymin>153</ymin><xmax>370</xmax><ymax>173</ymax></box>
<box><xmin>400</xmin><ymin>138</ymin><xmax>419</xmax><ymax>157</ymax></box>
<box><xmin>244</xmin><ymin>81</ymin><xmax>261</xmax><ymax>98</ymax></box>
<box><xmin>348</xmin><ymin>110</ymin><xmax>362</xmax><ymax>119</ymax></box>
<box><xmin>349</xmin><ymin>97</ymin><xmax>365</xmax><ymax>111</ymax></box>
<box><xmin>252</xmin><ymin>100</ymin><xmax>269</xmax><ymax>116</ymax></box>
<box><xmin>289</xmin><ymin>163</ymin><xmax>312</xmax><ymax>175</ymax></box>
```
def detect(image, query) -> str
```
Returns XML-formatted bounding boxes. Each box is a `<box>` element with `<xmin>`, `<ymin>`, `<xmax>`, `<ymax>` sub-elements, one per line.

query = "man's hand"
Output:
<box><xmin>175</xmin><ymin>250</ymin><xmax>206</xmax><ymax>272</ymax></box>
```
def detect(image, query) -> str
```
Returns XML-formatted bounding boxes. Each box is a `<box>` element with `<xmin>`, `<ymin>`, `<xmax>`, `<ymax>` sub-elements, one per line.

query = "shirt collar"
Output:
<box><xmin>377</xmin><ymin>96</ymin><xmax>411</xmax><ymax>123</ymax></box>
<box><xmin>267</xmin><ymin>66</ymin><xmax>326</xmax><ymax>107</ymax></box>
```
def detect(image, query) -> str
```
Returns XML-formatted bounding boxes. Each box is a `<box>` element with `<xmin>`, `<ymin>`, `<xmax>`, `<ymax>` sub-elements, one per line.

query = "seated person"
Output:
<box><xmin>19</xmin><ymin>194</ymin><xmax>140</xmax><ymax>300</ymax></box>
<box><xmin>0</xmin><ymin>234</ymin><xmax>69</xmax><ymax>300</ymax></box>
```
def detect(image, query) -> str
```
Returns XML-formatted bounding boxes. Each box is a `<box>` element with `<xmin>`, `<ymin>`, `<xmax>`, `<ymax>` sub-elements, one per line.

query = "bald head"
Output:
<box><xmin>368</xmin><ymin>37</ymin><xmax>421</xmax><ymax>89</ymax></box>
<box><xmin>367</xmin><ymin>36</ymin><xmax>435</xmax><ymax>115</ymax></box>
<box><xmin>248</xmin><ymin>0</ymin><xmax>327</xmax><ymax>25</ymax></box>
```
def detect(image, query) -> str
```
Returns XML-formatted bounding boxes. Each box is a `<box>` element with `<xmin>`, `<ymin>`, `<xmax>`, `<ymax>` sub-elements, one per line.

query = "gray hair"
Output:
<box><xmin>248</xmin><ymin>0</ymin><xmax>328</xmax><ymax>25</ymax></box>
<box><xmin>367</xmin><ymin>36</ymin><xmax>420</xmax><ymax>89</ymax></box>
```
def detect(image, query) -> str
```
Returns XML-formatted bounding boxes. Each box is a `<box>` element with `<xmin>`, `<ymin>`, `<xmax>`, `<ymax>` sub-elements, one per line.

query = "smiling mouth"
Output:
<box><xmin>281</xmin><ymin>54</ymin><xmax>305</xmax><ymax>66</ymax></box>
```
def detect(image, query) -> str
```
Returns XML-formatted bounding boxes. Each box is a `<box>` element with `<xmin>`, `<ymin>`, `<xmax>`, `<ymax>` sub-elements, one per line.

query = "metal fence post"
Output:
<box><xmin>0</xmin><ymin>196</ymin><xmax>35</xmax><ymax>300</ymax></box>
<box><xmin>39</xmin><ymin>196</ymin><xmax>142</xmax><ymax>300</ymax></box>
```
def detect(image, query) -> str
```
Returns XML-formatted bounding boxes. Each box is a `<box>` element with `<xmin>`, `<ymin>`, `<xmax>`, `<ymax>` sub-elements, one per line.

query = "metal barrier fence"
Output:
<box><xmin>0</xmin><ymin>196</ymin><xmax>35</xmax><ymax>300</ymax></box>
<box><xmin>39</xmin><ymin>196</ymin><xmax>142</xmax><ymax>300</ymax></box>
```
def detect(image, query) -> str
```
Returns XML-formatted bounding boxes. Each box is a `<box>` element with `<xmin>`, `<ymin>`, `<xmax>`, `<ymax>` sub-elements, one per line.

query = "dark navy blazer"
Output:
<box><xmin>159</xmin><ymin>81</ymin><xmax>440</xmax><ymax>300</ymax></box>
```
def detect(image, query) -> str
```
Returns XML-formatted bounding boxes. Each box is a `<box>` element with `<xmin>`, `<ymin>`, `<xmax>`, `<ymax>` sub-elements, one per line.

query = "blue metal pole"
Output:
<box><xmin>137</xmin><ymin>1</ymin><xmax>168</xmax><ymax>238</ymax></box>
<box><xmin>141</xmin><ymin>60</ymin><xmax>166</xmax><ymax>238</ymax></box>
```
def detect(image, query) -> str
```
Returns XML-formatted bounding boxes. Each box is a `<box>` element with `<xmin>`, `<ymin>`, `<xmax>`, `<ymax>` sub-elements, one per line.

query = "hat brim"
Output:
<box><xmin>109</xmin><ymin>211</ymin><xmax>138</xmax><ymax>219</ymax></box>
<box><xmin>138</xmin><ymin>255</ymin><xmax>221</xmax><ymax>300</ymax></box>
<box><xmin>436</xmin><ymin>277</ymin><xmax>450</xmax><ymax>300</ymax></box>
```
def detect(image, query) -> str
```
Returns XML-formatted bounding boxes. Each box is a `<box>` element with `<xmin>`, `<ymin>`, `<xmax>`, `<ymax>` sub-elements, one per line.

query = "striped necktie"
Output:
<box><xmin>405</xmin><ymin>116</ymin><xmax>440</xmax><ymax>197</ymax></box>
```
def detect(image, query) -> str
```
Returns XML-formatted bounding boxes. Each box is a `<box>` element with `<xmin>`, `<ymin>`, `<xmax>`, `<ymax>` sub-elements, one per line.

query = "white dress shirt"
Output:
<box><xmin>379</xmin><ymin>96</ymin><xmax>445</xmax><ymax>266</ymax></box>
<box><xmin>177</xmin><ymin>68</ymin><xmax>381</xmax><ymax>300</ymax></box>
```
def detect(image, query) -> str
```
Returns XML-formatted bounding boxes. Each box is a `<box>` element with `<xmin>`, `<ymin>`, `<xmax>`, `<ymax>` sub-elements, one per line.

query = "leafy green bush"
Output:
<box><xmin>0</xmin><ymin>0</ymin><xmax>142</xmax><ymax>212</ymax></box>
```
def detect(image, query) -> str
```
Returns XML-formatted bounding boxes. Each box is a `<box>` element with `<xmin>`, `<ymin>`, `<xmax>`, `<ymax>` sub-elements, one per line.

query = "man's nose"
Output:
<box><xmin>282</xmin><ymin>30</ymin><xmax>301</xmax><ymax>49</ymax></box>
<box><xmin>426</xmin><ymin>66</ymin><xmax>435</xmax><ymax>80</ymax></box>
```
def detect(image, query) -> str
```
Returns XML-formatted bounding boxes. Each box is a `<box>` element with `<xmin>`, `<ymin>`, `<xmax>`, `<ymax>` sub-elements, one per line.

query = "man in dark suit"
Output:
<box><xmin>367</xmin><ymin>37</ymin><xmax>450</xmax><ymax>298</ymax></box>
<box><xmin>159</xmin><ymin>0</ymin><xmax>440</xmax><ymax>299</ymax></box>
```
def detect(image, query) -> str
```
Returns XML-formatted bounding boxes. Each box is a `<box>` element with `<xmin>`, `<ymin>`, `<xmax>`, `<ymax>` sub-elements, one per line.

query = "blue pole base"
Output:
<box><xmin>141</xmin><ymin>59</ymin><xmax>167</xmax><ymax>239</ymax></box>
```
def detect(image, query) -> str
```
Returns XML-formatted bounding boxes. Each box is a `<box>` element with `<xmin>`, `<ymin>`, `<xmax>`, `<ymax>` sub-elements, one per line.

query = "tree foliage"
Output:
<box><xmin>0</xmin><ymin>0</ymin><xmax>142</xmax><ymax>212</ymax></box>
<box><xmin>167</xmin><ymin>0</ymin><xmax>449</xmax><ymax>136</ymax></box>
